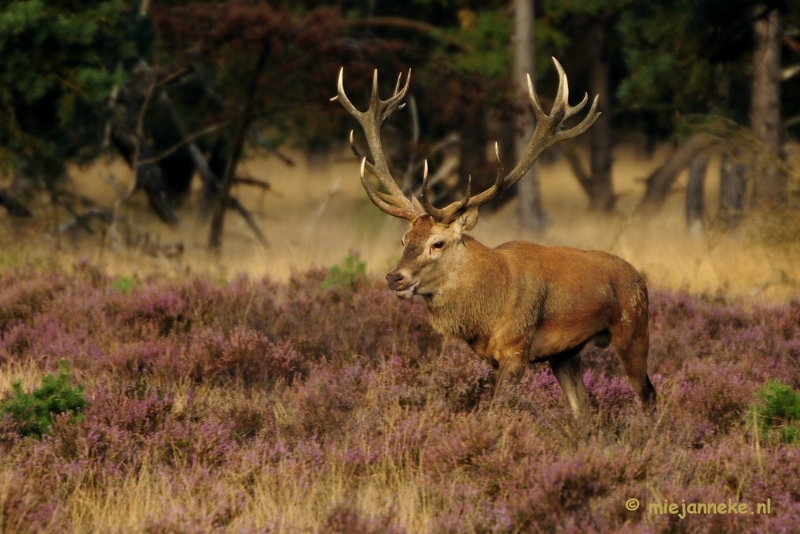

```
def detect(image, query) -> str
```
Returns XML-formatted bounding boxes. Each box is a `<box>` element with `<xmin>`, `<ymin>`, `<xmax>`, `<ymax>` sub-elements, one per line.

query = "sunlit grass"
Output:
<box><xmin>2</xmin><ymin>142</ymin><xmax>796</xmax><ymax>303</ymax></box>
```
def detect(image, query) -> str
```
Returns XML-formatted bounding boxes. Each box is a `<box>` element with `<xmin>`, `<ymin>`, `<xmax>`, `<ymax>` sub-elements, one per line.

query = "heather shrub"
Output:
<box><xmin>0</xmin><ymin>270</ymin><xmax>67</xmax><ymax>330</ymax></box>
<box><xmin>750</xmin><ymin>380</ymin><xmax>800</xmax><ymax>445</ymax></box>
<box><xmin>0</xmin><ymin>364</ymin><xmax>86</xmax><ymax>439</ymax></box>
<box><xmin>1</xmin><ymin>263</ymin><xmax>799</xmax><ymax>532</ymax></box>
<box><xmin>187</xmin><ymin>326</ymin><xmax>303</xmax><ymax>387</ymax></box>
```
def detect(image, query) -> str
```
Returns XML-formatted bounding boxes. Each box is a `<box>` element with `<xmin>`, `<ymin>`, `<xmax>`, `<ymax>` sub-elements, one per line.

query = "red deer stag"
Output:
<box><xmin>332</xmin><ymin>59</ymin><xmax>656</xmax><ymax>418</ymax></box>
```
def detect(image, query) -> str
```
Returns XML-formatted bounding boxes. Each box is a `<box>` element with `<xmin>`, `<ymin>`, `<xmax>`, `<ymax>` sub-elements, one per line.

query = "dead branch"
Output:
<box><xmin>250</xmin><ymin>125</ymin><xmax>296</xmax><ymax>166</ymax></box>
<box><xmin>638</xmin><ymin>134</ymin><xmax>718</xmax><ymax>214</ymax></box>
<box><xmin>226</xmin><ymin>196</ymin><xmax>268</xmax><ymax>248</ymax></box>
<box><xmin>232</xmin><ymin>176</ymin><xmax>272</xmax><ymax>191</ymax></box>
<box><xmin>138</xmin><ymin>121</ymin><xmax>231</xmax><ymax>166</ymax></box>
<box><xmin>158</xmin><ymin>91</ymin><xmax>223</xmax><ymax>197</ymax></box>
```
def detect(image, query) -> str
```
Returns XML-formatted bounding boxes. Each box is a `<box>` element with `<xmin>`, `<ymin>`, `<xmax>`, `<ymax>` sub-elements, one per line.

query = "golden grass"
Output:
<box><xmin>1</xmin><ymin>142</ymin><xmax>799</xmax><ymax>302</ymax></box>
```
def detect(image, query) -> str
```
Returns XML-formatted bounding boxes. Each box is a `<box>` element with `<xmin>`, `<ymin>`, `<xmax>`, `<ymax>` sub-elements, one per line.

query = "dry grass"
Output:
<box><xmin>1</xmin><ymin>142</ymin><xmax>799</xmax><ymax>304</ymax></box>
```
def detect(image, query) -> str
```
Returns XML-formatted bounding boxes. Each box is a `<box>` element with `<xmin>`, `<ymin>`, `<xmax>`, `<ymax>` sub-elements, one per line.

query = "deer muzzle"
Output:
<box><xmin>386</xmin><ymin>271</ymin><xmax>418</xmax><ymax>299</ymax></box>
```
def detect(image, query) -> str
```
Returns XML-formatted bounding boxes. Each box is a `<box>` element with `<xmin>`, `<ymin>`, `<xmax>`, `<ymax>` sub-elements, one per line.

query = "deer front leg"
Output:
<box><xmin>493</xmin><ymin>345</ymin><xmax>528</xmax><ymax>393</ymax></box>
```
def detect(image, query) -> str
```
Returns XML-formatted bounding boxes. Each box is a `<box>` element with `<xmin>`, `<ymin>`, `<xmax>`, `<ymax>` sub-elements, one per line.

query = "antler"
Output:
<box><xmin>332</xmin><ymin>68</ymin><xmax>422</xmax><ymax>221</ymax></box>
<box><xmin>334</xmin><ymin>58</ymin><xmax>599</xmax><ymax>225</ymax></box>
<box><xmin>420</xmin><ymin>57</ymin><xmax>600</xmax><ymax>223</ymax></box>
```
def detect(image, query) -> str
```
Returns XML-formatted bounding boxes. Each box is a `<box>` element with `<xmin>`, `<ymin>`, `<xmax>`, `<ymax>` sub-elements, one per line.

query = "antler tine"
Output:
<box><xmin>549</xmin><ymin>57</ymin><xmax>570</xmax><ymax>122</ymax></box>
<box><xmin>493</xmin><ymin>142</ymin><xmax>504</xmax><ymax>188</ymax></box>
<box><xmin>349</xmin><ymin>130</ymin><xmax>364</xmax><ymax>160</ymax></box>
<box><xmin>564</xmin><ymin>92</ymin><xmax>589</xmax><ymax>122</ymax></box>
<box><xmin>334</xmin><ymin>67</ymin><xmax>362</xmax><ymax>119</ymax></box>
<box><xmin>380</xmin><ymin>69</ymin><xmax>411</xmax><ymax>123</ymax></box>
<box><xmin>419</xmin><ymin>160</ymin><xmax>443</xmax><ymax>218</ymax></box>
<box><xmin>551</xmin><ymin>58</ymin><xmax>589</xmax><ymax>123</ymax></box>
<box><xmin>554</xmin><ymin>94</ymin><xmax>600</xmax><ymax>142</ymax></box>
<box><xmin>526</xmin><ymin>73</ymin><xmax>547</xmax><ymax>123</ymax></box>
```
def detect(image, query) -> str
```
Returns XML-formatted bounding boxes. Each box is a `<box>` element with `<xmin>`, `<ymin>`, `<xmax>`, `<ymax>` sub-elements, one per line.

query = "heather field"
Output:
<box><xmin>0</xmin><ymin>259</ymin><xmax>799</xmax><ymax>533</ymax></box>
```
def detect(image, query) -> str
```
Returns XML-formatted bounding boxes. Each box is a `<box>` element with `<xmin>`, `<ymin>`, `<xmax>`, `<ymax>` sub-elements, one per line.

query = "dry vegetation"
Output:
<box><xmin>0</xmin><ymin>145</ymin><xmax>799</xmax><ymax>532</ymax></box>
<box><xmin>2</xmin><ymin>142</ymin><xmax>800</xmax><ymax>301</ymax></box>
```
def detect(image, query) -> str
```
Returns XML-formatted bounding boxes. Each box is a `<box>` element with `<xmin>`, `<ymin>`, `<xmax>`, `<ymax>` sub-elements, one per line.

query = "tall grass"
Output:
<box><xmin>0</xmin><ymin>262</ymin><xmax>798</xmax><ymax>532</ymax></box>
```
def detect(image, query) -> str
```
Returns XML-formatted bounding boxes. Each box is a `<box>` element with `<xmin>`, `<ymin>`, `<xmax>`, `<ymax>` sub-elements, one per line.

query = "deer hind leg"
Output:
<box><xmin>609</xmin><ymin>314</ymin><xmax>657</xmax><ymax>412</ymax></box>
<box><xmin>549</xmin><ymin>349</ymin><xmax>591</xmax><ymax>419</ymax></box>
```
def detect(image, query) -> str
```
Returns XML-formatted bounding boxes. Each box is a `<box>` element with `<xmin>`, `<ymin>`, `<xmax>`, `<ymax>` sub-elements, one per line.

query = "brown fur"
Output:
<box><xmin>387</xmin><ymin>210</ymin><xmax>656</xmax><ymax>418</ymax></box>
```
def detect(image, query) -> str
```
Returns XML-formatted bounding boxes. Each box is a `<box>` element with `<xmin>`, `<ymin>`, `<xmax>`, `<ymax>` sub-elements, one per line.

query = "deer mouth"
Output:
<box><xmin>394</xmin><ymin>281</ymin><xmax>418</xmax><ymax>299</ymax></box>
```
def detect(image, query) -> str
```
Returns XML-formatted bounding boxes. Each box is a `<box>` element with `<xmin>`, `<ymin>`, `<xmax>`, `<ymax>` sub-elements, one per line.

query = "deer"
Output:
<box><xmin>332</xmin><ymin>58</ymin><xmax>656</xmax><ymax>419</ymax></box>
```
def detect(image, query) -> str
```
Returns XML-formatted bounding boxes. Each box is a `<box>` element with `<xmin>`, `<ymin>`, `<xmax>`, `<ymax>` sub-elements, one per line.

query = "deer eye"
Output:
<box><xmin>432</xmin><ymin>241</ymin><xmax>444</xmax><ymax>249</ymax></box>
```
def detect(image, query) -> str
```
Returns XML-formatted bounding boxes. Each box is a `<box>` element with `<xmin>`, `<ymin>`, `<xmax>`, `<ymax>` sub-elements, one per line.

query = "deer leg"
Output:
<box><xmin>549</xmin><ymin>349</ymin><xmax>591</xmax><ymax>419</ymax></box>
<box><xmin>495</xmin><ymin>355</ymin><xmax>526</xmax><ymax>394</ymax></box>
<box><xmin>609</xmin><ymin>319</ymin><xmax>656</xmax><ymax>412</ymax></box>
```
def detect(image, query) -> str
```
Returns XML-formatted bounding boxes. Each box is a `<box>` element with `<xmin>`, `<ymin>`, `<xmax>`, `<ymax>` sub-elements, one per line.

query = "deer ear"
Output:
<box><xmin>453</xmin><ymin>206</ymin><xmax>479</xmax><ymax>236</ymax></box>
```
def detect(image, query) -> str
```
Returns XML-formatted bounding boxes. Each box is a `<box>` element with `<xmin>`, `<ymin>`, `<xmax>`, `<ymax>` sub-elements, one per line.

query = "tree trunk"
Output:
<box><xmin>685</xmin><ymin>155</ymin><xmax>708</xmax><ymax>235</ymax></box>
<box><xmin>638</xmin><ymin>134</ymin><xmax>716</xmax><ymax>213</ymax></box>
<box><xmin>586</xmin><ymin>22</ymin><xmax>616</xmax><ymax>212</ymax></box>
<box><xmin>208</xmin><ymin>41</ymin><xmax>270</xmax><ymax>252</ymax></box>
<box><xmin>718</xmin><ymin>150</ymin><xmax>748</xmax><ymax>227</ymax></box>
<box><xmin>513</xmin><ymin>0</ymin><xmax>547</xmax><ymax>232</ymax></box>
<box><xmin>459</xmin><ymin>98</ymin><xmax>491</xmax><ymax>195</ymax></box>
<box><xmin>750</xmin><ymin>5</ymin><xmax>785</xmax><ymax>207</ymax></box>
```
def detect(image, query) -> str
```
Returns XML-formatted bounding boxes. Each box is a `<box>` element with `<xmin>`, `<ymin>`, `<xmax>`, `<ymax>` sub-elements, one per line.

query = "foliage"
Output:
<box><xmin>0</xmin><ymin>0</ymin><xmax>142</xmax><ymax>185</ymax></box>
<box><xmin>322</xmin><ymin>252</ymin><xmax>367</xmax><ymax>289</ymax></box>
<box><xmin>615</xmin><ymin>0</ymin><xmax>756</xmax><ymax>128</ymax></box>
<box><xmin>751</xmin><ymin>380</ymin><xmax>800</xmax><ymax>445</ymax></box>
<box><xmin>110</xmin><ymin>275</ymin><xmax>135</xmax><ymax>295</ymax></box>
<box><xmin>0</xmin><ymin>363</ymin><xmax>87</xmax><ymax>439</ymax></box>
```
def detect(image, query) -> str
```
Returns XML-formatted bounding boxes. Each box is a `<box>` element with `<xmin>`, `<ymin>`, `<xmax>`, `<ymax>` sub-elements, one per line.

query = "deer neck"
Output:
<box><xmin>421</xmin><ymin>236</ymin><xmax>505</xmax><ymax>340</ymax></box>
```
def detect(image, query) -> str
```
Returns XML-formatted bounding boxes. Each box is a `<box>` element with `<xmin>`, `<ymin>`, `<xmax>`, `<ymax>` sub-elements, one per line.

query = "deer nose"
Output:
<box><xmin>386</xmin><ymin>272</ymin><xmax>405</xmax><ymax>289</ymax></box>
